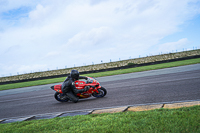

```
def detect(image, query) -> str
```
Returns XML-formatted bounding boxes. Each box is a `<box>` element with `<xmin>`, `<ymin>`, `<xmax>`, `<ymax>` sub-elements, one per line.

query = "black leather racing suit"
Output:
<box><xmin>61</xmin><ymin>75</ymin><xmax>88</xmax><ymax>103</ymax></box>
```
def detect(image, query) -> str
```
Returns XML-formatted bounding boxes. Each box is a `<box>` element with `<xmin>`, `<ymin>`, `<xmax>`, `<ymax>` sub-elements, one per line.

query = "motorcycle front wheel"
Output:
<box><xmin>92</xmin><ymin>87</ymin><xmax>107</xmax><ymax>98</ymax></box>
<box><xmin>54</xmin><ymin>92</ymin><xmax>69</xmax><ymax>102</ymax></box>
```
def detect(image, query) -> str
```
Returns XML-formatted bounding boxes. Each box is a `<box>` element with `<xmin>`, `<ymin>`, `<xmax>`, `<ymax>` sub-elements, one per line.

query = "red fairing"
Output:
<box><xmin>75</xmin><ymin>78</ymin><xmax>101</xmax><ymax>98</ymax></box>
<box><xmin>75</xmin><ymin>80</ymin><xmax>85</xmax><ymax>90</ymax></box>
<box><xmin>54</xmin><ymin>84</ymin><xmax>63</xmax><ymax>93</ymax></box>
<box><xmin>51</xmin><ymin>77</ymin><xmax>106</xmax><ymax>100</ymax></box>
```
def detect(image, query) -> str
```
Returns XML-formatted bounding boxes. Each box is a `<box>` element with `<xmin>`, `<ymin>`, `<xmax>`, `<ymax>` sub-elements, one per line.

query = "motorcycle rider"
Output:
<box><xmin>61</xmin><ymin>69</ymin><xmax>90</xmax><ymax>103</ymax></box>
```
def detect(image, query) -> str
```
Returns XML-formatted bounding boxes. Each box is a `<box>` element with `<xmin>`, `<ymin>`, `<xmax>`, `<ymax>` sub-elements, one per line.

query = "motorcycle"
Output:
<box><xmin>51</xmin><ymin>77</ymin><xmax>107</xmax><ymax>102</ymax></box>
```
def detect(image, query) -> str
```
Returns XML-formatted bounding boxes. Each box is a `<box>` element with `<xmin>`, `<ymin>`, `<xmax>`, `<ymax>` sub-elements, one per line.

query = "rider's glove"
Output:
<box><xmin>87</xmin><ymin>78</ymin><xmax>91</xmax><ymax>83</ymax></box>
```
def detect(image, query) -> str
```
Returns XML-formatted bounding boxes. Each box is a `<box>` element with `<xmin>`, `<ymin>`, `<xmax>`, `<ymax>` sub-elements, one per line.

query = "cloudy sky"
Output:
<box><xmin>0</xmin><ymin>0</ymin><xmax>200</xmax><ymax>77</ymax></box>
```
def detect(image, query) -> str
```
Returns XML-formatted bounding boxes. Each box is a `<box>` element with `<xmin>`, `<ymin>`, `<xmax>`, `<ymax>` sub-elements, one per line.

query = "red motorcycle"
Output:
<box><xmin>51</xmin><ymin>77</ymin><xmax>107</xmax><ymax>102</ymax></box>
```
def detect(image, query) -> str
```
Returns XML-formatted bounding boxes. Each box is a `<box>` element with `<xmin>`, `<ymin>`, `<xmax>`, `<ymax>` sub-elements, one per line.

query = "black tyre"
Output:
<box><xmin>54</xmin><ymin>92</ymin><xmax>69</xmax><ymax>102</ymax></box>
<box><xmin>92</xmin><ymin>87</ymin><xmax>107</xmax><ymax>98</ymax></box>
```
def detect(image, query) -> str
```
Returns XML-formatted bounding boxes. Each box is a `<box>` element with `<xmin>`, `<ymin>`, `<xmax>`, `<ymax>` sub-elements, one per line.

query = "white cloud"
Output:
<box><xmin>66</xmin><ymin>27</ymin><xmax>112</xmax><ymax>47</ymax></box>
<box><xmin>0</xmin><ymin>0</ymin><xmax>200</xmax><ymax>76</ymax></box>
<box><xmin>43</xmin><ymin>51</ymin><xmax>60</xmax><ymax>59</ymax></box>
<box><xmin>0</xmin><ymin>63</ymin><xmax>47</xmax><ymax>76</ymax></box>
<box><xmin>158</xmin><ymin>38</ymin><xmax>190</xmax><ymax>53</ymax></box>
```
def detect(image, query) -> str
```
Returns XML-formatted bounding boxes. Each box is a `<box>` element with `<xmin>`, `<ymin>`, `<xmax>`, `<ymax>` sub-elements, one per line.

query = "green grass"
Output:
<box><xmin>0</xmin><ymin>58</ymin><xmax>200</xmax><ymax>91</ymax></box>
<box><xmin>84</xmin><ymin>58</ymin><xmax>200</xmax><ymax>77</ymax></box>
<box><xmin>0</xmin><ymin>106</ymin><xmax>199</xmax><ymax>133</ymax></box>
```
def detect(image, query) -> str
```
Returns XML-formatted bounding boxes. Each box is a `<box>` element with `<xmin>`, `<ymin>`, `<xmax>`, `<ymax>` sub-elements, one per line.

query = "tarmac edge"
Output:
<box><xmin>1</xmin><ymin>100</ymin><xmax>199</xmax><ymax>124</ymax></box>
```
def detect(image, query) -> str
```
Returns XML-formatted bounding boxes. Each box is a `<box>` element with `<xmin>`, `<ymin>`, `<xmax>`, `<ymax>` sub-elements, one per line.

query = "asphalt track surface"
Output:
<box><xmin>0</xmin><ymin>64</ymin><xmax>200</xmax><ymax>119</ymax></box>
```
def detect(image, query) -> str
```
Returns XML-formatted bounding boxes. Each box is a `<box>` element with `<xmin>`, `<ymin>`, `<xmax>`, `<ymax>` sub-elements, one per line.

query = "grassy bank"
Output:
<box><xmin>1</xmin><ymin>49</ymin><xmax>199</xmax><ymax>83</ymax></box>
<box><xmin>0</xmin><ymin>106</ymin><xmax>199</xmax><ymax>133</ymax></box>
<box><xmin>0</xmin><ymin>58</ymin><xmax>200</xmax><ymax>91</ymax></box>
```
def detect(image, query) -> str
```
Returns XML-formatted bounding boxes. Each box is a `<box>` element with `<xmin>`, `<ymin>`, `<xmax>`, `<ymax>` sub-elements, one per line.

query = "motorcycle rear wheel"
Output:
<box><xmin>54</xmin><ymin>92</ymin><xmax>69</xmax><ymax>102</ymax></box>
<box><xmin>92</xmin><ymin>87</ymin><xmax>107</xmax><ymax>98</ymax></box>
